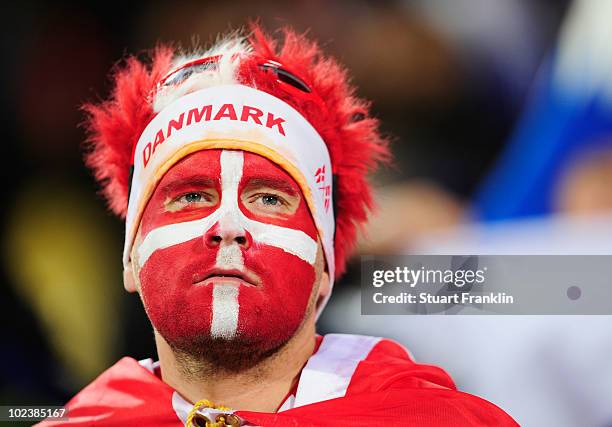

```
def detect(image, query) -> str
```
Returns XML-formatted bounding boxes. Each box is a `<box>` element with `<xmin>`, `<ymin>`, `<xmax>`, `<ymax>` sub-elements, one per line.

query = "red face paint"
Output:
<box><xmin>136</xmin><ymin>149</ymin><xmax>318</xmax><ymax>357</ymax></box>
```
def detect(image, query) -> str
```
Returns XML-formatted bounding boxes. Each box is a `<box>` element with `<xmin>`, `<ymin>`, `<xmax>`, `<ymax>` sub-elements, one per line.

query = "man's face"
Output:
<box><xmin>130</xmin><ymin>149</ymin><xmax>325</xmax><ymax>359</ymax></box>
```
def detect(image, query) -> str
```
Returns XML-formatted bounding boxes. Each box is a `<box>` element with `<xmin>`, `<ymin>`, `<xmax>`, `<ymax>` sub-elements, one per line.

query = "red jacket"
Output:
<box><xmin>37</xmin><ymin>334</ymin><xmax>518</xmax><ymax>426</ymax></box>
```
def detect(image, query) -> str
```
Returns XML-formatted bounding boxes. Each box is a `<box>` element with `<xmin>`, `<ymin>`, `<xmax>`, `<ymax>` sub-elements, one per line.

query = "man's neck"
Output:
<box><xmin>155</xmin><ymin>317</ymin><xmax>317</xmax><ymax>413</ymax></box>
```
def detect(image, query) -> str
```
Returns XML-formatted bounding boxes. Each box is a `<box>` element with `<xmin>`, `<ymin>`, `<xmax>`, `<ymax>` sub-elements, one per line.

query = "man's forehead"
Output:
<box><xmin>159</xmin><ymin>149</ymin><xmax>301</xmax><ymax>191</ymax></box>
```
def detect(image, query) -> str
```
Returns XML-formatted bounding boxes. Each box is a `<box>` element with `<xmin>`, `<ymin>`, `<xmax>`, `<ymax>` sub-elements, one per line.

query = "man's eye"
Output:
<box><xmin>243</xmin><ymin>191</ymin><xmax>294</xmax><ymax>216</ymax></box>
<box><xmin>261</xmin><ymin>195</ymin><xmax>280</xmax><ymax>206</ymax></box>
<box><xmin>177</xmin><ymin>192</ymin><xmax>206</xmax><ymax>204</ymax></box>
<box><xmin>184</xmin><ymin>193</ymin><xmax>202</xmax><ymax>203</ymax></box>
<box><xmin>165</xmin><ymin>191</ymin><xmax>216</xmax><ymax>212</ymax></box>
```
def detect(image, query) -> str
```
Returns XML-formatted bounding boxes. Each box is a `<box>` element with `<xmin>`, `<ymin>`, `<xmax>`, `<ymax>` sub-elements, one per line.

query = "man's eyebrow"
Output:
<box><xmin>160</xmin><ymin>176</ymin><xmax>218</xmax><ymax>194</ymax></box>
<box><xmin>243</xmin><ymin>177</ymin><xmax>298</xmax><ymax>195</ymax></box>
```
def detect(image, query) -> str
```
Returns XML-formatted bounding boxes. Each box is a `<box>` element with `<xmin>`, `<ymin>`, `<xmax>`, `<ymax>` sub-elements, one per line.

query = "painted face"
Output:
<box><xmin>132</xmin><ymin>149</ymin><xmax>320</xmax><ymax>356</ymax></box>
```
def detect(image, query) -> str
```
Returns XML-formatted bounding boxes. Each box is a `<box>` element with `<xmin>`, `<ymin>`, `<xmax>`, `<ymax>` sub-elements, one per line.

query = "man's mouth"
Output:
<box><xmin>192</xmin><ymin>269</ymin><xmax>260</xmax><ymax>287</ymax></box>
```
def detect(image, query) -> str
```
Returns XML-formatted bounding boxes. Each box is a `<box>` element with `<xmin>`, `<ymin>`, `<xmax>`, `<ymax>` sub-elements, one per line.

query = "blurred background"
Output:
<box><xmin>2</xmin><ymin>0</ymin><xmax>612</xmax><ymax>426</ymax></box>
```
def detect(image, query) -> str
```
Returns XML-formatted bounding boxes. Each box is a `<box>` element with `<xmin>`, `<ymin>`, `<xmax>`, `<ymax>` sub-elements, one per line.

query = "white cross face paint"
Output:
<box><xmin>137</xmin><ymin>151</ymin><xmax>318</xmax><ymax>267</ymax></box>
<box><xmin>135</xmin><ymin>149</ymin><xmax>321</xmax><ymax>352</ymax></box>
<box><xmin>210</xmin><ymin>284</ymin><xmax>239</xmax><ymax>339</ymax></box>
<box><xmin>215</xmin><ymin>244</ymin><xmax>244</xmax><ymax>271</ymax></box>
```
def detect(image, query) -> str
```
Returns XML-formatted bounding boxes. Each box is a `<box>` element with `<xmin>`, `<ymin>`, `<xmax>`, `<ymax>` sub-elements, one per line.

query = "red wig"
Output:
<box><xmin>83</xmin><ymin>26</ymin><xmax>389</xmax><ymax>278</ymax></box>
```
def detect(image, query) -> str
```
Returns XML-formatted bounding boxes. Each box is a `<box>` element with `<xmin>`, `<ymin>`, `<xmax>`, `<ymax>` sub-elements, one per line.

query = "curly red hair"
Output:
<box><xmin>83</xmin><ymin>26</ymin><xmax>389</xmax><ymax>278</ymax></box>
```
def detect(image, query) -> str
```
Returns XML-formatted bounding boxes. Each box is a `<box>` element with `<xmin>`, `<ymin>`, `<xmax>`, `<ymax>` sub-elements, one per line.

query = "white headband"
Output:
<box><xmin>124</xmin><ymin>84</ymin><xmax>335</xmax><ymax>295</ymax></box>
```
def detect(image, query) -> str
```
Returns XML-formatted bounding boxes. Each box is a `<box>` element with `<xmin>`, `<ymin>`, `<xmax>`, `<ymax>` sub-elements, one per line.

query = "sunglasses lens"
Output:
<box><xmin>260</xmin><ymin>64</ymin><xmax>311</xmax><ymax>93</ymax></box>
<box><xmin>162</xmin><ymin>61</ymin><xmax>218</xmax><ymax>87</ymax></box>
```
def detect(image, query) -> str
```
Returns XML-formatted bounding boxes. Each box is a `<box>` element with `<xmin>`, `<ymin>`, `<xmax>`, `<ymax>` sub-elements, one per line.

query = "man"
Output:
<box><xmin>39</xmin><ymin>26</ymin><xmax>517</xmax><ymax>426</ymax></box>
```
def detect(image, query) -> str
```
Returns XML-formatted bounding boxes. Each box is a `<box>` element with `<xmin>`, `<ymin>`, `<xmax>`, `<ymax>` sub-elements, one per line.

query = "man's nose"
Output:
<box><xmin>204</xmin><ymin>222</ymin><xmax>252</xmax><ymax>249</ymax></box>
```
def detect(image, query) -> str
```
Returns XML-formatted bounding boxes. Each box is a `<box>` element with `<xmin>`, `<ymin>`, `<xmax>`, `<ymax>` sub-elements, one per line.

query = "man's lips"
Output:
<box><xmin>192</xmin><ymin>268</ymin><xmax>261</xmax><ymax>287</ymax></box>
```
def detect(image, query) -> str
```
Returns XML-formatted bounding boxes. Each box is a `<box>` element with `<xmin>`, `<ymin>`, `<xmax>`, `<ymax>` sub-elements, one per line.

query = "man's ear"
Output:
<box><xmin>316</xmin><ymin>271</ymin><xmax>331</xmax><ymax>310</ymax></box>
<box><xmin>123</xmin><ymin>262</ymin><xmax>138</xmax><ymax>293</ymax></box>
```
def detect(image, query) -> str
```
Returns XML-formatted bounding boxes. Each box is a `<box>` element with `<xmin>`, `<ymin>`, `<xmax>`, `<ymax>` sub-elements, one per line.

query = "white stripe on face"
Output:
<box><xmin>136</xmin><ymin>150</ymin><xmax>318</xmax><ymax>267</ymax></box>
<box><xmin>217</xmin><ymin>149</ymin><xmax>243</xmax><ymax>237</ymax></box>
<box><xmin>210</xmin><ymin>284</ymin><xmax>239</xmax><ymax>339</ymax></box>
<box><xmin>215</xmin><ymin>244</ymin><xmax>244</xmax><ymax>271</ymax></box>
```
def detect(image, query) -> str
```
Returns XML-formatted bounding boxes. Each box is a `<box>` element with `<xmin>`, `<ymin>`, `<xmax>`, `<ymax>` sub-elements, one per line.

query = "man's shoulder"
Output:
<box><xmin>314</xmin><ymin>333</ymin><xmax>457</xmax><ymax>392</ymax></box>
<box><xmin>35</xmin><ymin>357</ymin><xmax>181</xmax><ymax>426</ymax></box>
<box><xmin>287</xmin><ymin>334</ymin><xmax>518</xmax><ymax>426</ymax></box>
<box><xmin>63</xmin><ymin>356</ymin><xmax>174</xmax><ymax>407</ymax></box>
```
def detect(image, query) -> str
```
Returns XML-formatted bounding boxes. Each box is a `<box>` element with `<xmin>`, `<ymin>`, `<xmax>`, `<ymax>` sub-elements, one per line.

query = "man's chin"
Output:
<box><xmin>165</xmin><ymin>332</ymin><xmax>291</xmax><ymax>372</ymax></box>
